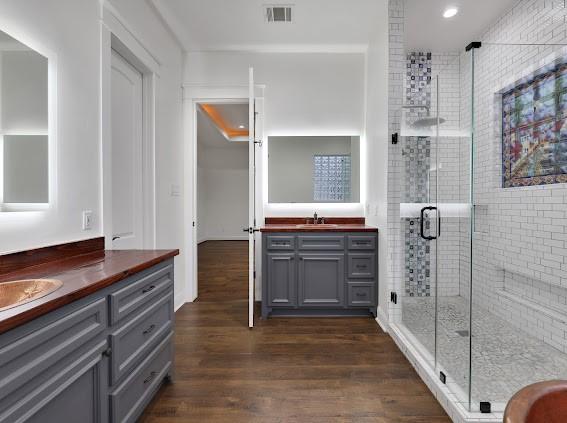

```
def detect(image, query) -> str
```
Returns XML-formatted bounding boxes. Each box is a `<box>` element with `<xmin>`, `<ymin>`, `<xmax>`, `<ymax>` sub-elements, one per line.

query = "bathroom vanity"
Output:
<box><xmin>261</xmin><ymin>218</ymin><xmax>378</xmax><ymax>318</ymax></box>
<box><xmin>0</xmin><ymin>238</ymin><xmax>178</xmax><ymax>423</ymax></box>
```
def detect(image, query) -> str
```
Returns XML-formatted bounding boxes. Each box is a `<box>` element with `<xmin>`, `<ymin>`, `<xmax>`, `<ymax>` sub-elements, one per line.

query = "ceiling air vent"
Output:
<box><xmin>265</xmin><ymin>5</ymin><xmax>293</xmax><ymax>23</ymax></box>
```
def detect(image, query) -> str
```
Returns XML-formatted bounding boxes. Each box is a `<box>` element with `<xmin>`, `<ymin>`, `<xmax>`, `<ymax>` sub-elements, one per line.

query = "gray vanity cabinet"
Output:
<box><xmin>298</xmin><ymin>254</ymin><xmax>344</xmax><ymax>307</ymax></box>
<box><xmin>262</xmin><ymin>233</ymin><xmax>377</xmax><ymax>318</ymax></box>
<box><xmin>0</xmin><ymin>259</ymin><xmax>175</xmax><ymax>423</ymax></box>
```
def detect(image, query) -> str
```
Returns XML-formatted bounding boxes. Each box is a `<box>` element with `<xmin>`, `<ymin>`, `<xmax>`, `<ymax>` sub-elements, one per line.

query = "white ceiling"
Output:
<box><xmin>404</xmin><ymin>0</ymin><xmax>519</xmax><ymax>52</ymax></box>
<box><xmin>153</xmin><ymin>0</ymin><xmax>521</xmax><ymax>54</ymax></box>
<box><xmin>152</xmin><ymin>0</ymin><xmax>383</xmax><ymax>52</ymax></box>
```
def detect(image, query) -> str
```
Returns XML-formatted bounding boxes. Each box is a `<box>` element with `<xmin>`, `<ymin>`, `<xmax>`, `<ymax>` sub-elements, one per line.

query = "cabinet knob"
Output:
<box><xmin>102</xmin><ymin>347</ymin><xmax>112</xmax><ymax>358</ymax></box>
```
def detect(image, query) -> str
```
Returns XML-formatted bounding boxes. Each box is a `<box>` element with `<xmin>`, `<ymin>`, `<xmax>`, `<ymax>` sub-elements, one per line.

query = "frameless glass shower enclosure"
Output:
<box><xmin>394</xmin><ymin>40</ymin><xmax>567</xmax><ymax>415</ymax></box>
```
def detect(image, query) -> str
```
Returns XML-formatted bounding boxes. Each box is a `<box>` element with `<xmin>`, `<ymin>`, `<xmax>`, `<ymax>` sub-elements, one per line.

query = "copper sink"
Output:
<box><xmin>0</xmin><ymin>279</ymin><xmax>63</xmax><ymax>312</ymax></box>
<box><xmin>296</xmin><ymin>224</ymin><xmax>339</xmax><ymax>229</ymax></box>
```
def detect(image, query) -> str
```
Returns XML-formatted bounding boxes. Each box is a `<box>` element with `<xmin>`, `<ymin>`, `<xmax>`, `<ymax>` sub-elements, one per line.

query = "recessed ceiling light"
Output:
<box><xmin>239</xmin><ymin>125</ymin><xmax>245</xmax><ymax>129</ymax></box>
<box><xmin>443</xmin><ymin>7</ymin><xmax>458</xmax><ymax>18</ymax></box>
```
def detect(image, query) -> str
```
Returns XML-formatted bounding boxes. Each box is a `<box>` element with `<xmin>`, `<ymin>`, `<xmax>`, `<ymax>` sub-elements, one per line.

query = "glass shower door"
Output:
<box><xmin>399</xmin><ymin>52</ymin><xmax>440</xmax><ymax>372</ymax></box>
<box><xmin>432</xmin><ymin>52</ymin><xmax>473</xmax><ymax>408</ymax></box>
<box><xmin>399</xmin><ymin>51</ymin><xmax>474</xmax><ymax>408</ymax></box>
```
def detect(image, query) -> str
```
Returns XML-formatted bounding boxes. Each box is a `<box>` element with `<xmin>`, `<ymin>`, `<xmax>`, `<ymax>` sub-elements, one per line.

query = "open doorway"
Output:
<box><xmin>196</xmin><ymin>102</ymin><xmax>249</xmax><ymax>302</ymax></box>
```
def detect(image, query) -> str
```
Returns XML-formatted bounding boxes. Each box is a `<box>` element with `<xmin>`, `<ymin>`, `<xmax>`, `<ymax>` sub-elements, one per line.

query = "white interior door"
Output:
<box><xmin>248</xmin><ymin>68</ymin><xmax>257</xmax><ymax>328</ymax></box>
<box><xmin>110</xmin><ymin>50</ymin><xmax>144</xmax><ymax>249</ymax></box>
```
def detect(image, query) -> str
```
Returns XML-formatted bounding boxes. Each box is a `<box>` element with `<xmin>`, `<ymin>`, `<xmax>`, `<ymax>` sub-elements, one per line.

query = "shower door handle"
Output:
<box><xmin>420</xmin><ymin>206</ymin><xmax>438</xmax><ymax>241</ymax></box>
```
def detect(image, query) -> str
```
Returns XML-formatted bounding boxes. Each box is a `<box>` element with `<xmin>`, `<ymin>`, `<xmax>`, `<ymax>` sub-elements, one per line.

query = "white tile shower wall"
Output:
<box><xmin>464</xmin><ymin>0</ymin><xmax>567</xmax><ymax>353</ymax></box>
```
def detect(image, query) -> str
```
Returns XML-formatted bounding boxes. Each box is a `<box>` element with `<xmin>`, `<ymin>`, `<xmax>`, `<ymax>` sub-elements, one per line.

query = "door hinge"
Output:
<box><xmin>192</xmin><ymin>221</ymin><xmax>196</xmax><ymax>227</ymax></box>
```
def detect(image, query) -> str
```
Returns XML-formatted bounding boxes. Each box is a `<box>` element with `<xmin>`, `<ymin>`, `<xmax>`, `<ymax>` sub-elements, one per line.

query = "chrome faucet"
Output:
<box><xmin>313</xmin><ymin>212</ymin><xmax>318</xmax><ymax>224</ymax></box>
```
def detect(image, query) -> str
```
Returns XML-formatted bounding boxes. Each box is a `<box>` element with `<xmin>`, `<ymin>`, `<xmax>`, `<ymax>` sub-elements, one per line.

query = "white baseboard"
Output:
<box><xmin>199</xmin><ymin>236</ymin><xmax>249</xmax><ymax>242</ymax></box>
<box><xmin>375</xmin><ymin>306</ymin><xmax>389</xmax><ymax>333</ymax></box>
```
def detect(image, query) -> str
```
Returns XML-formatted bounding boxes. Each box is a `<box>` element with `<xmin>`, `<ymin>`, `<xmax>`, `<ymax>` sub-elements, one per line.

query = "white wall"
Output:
<box><xmin>0</xmin><ymin>0</ymin><xmax>185</xmax><ymax>309</ymax></box>
<box><xmin>184</xmin><ymin>51</ymin><xmax>367</xmax><ymax>218</ymax></box>
<box><xmin>197</xmin><ymin>144</ymin><xmax>248</xmax><ymax>241</ymax></box>
<box><xmin>0</xmin><ymin>0</ymin><xmax>101</xmax><ymax>253</ymax></box>
<box><xmin>107</xmin><ymin>0</ymin><xmax>185</xmax><ymax>308</ymax></box>
<box><xmin>365</xmin><ymin>0</ymin><xmax>390</xmax><ymax>326</ymax></box>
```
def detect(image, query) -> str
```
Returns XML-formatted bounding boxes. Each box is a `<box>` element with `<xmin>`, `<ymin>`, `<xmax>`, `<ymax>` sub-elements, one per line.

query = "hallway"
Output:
<box><xmin>140</xmin><ymin>241</ymin><xmax>449</xmax><ymax>422</ymax></box>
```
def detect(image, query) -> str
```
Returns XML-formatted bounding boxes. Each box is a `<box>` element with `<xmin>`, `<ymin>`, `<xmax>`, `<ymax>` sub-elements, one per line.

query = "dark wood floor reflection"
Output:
<box><xmin>140</xmin><ymin>241</ymin><xmax>450</xmax><ymax>422</ymax></box>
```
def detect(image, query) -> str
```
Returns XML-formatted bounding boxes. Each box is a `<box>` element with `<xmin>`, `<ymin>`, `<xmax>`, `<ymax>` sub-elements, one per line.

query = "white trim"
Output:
<box><xmin>375</xmin><ymin>306</ymin><xmax>389</xmax><ymax>333</ymax></box>
<box><xmin>100</xmin><ymin>9</ymin><xmax>158</xmax><ymax>250</ymax></box>
<box><xmin>183</xmin><ymin>85</ymin><xmax>251</xmax><ymax>304</ymax></box>
<box><xmin>187</xmin><ymin>44</ymin><xmax>369</xmax><ymax>54</ymax></box>
<box><xmin>101</xmin><ymin>1</ymin><xmax>161</xmax><ymax>72</ymax></box>
<box><xmin>199</xmin><ymin>236</ymin><xmax>249</xmax><ymax>242</ymax></box>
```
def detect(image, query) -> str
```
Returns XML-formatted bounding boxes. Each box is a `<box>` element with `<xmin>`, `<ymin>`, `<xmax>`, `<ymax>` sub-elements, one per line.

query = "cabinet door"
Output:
<box><xmin>1</xmin><ymin>339</ymin><xmax>109</xmax><ymax>423</ymax></box>
<box><xmin>298</xmin><ymin>254</ymin><xmax>344</xmax><ymax>307</ymax></box>
<box><xmin>267</xmin><ymin>253</ymin><xmax>296</xmax><ymax>307</ymax></box>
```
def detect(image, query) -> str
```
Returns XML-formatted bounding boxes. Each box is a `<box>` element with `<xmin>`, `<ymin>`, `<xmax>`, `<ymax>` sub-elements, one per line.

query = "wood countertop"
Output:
<box><xmin>0</xmin><ymin>237</ymin><xmax>178</xmax><ymax>335</ymax></box>
<box><xmin>260</xmin><ymin>217</ymin><xmax>378</xmax><ymax>233</ymax></box>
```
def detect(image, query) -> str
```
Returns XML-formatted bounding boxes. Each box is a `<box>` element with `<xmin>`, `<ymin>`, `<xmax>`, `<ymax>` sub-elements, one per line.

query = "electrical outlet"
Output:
<box><xmin>82</xmin><ymin>210</ymin><xmax>93</xmax><ymax>230</ymax></box>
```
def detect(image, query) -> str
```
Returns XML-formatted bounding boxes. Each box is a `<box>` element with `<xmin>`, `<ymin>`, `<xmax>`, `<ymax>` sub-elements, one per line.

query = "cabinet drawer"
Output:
<box><xmin>266</xmin><ymin>235</ymin><xmax>295</xmax><ymax>250</ymax></box>
<box><xmin>0</xmin><ymin>298</ymin><xmax>107</xmax><ymax>401</ymax></box>
<box><xmin>298</xmin><ymin>235</ymin><xmax>345</xmax><ymax>250</ymax></box>
<box><xmin>110</xmin><ymin>332</ymin><xmax>172</xmax><ymax>423</ymax></box>
<box><xmin>348</xmin><ymin>235</ymin><xmax>376</xmax><ymax>250</ymax></box>
<box><xmin>109</xmin><ymin>292</ymin><xmax>173</xmax><ymax>385</ymax></box>
<box><xmin>348</xmin><ymin>253</ymin><xmax>376</xmax><ymax>279</ymax></box>
<box><xmin>109</xmin><ymin>263</ymin><xmax>173</xmax><ymax>325</ymax></box>
<box><xmin>347</xmin><ymin>282</ymin><xmax>375</xmax><ymax>306</ymax></box>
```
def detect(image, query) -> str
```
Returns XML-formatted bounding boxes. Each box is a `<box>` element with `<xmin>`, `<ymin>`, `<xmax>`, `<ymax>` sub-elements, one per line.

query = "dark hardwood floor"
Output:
<box><xmin>139</xmin><ymin>240</ymin><xmax>450</xmax><ymax>422</ymax></box>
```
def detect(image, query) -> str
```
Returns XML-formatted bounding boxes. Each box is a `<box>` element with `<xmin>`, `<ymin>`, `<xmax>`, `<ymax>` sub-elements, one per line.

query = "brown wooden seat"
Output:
<box><xmin>504</xmin><ymin>380</ymin><xmax>567</xmax><ymax>423</ymax></box>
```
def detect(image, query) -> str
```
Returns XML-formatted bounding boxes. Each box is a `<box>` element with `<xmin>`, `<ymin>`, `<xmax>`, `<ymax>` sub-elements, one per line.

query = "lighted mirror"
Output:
<box><xmin>268</xmin><ymin>136</ymin><xmax>360</xmax><ymax>203</ymax></box>
<box><xmin>0</xmin><ymin>29</ymin><xmax>48</xmax><ymax>208</ymax></box>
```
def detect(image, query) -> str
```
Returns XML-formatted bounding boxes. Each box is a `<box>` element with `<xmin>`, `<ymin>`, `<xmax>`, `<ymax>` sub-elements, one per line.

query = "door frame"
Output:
<box><xmin>182</xmin><ymin>84</ymin><xmax>264</xmax><ymax>303</ymax></box>
<box><xmin>100</xmin><ymin>3</ymin><xmax>158</xmax><ymax>249</ymax></box>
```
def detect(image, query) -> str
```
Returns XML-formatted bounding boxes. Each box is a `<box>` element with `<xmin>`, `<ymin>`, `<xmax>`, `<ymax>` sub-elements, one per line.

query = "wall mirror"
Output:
<box><xmin>268</xmin><ymin>136</ymin><xmax>360</xmax><ymax>203</ymax></box>
<box><xmin>0</xmin><ymin>29</ymin><xmax>49</xmax><ymax>209</ymax></box>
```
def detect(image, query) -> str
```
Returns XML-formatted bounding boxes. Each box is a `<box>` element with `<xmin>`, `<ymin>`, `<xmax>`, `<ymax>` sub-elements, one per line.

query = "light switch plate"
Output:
<box><xmin>170</xmin><ymin>184</ymin><xmax>181</xmax><ymax>197</ymax></box>
<box><xmin>82</xmin><ymin>210</ymin><xmax>93</xmax><ymax>230</ymax></box>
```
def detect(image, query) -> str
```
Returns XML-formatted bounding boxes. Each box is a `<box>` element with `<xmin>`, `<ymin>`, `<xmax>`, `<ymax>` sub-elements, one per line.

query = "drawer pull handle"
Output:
<box><xmin>143</xmin><ymin>324</ymin><xmax>156</xmax><ymax>335</ymax></box>
<box><xmin>356</xmin><ymin>293</ymin><xmax>366</xmax><ymax>297</ymax></box>
<box><xmin>142</xmin><ymin>285</ymin><xmax>156</xmax><ymax>294</ymax></box>
<box><xmin>356</xmin><ymin>265</ymin><xmax>366</xmax><ymax>269</ymax></box>
<box><xmin>143</xmin><ymin>371</ymin><xmax>157</xmax><ymax>385</ymax></box>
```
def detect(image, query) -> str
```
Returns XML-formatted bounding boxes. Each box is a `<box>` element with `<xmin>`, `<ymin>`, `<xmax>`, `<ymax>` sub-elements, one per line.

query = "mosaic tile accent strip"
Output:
<box><xmin>404</xmin><ymin>218</ymin><xmax>431</xmax><ymax>296</ymax></box>
<box><xmin>404</xmin><ymin>52</ymin><xmax>432</xmax><ymax>297</ymax></box>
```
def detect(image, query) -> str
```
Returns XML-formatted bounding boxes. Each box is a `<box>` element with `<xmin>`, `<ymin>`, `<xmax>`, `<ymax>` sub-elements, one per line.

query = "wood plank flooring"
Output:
<box><xmin>139</xmin><ymin>240</ymin><xmax>450</xmax><ymax>422</ymax></box>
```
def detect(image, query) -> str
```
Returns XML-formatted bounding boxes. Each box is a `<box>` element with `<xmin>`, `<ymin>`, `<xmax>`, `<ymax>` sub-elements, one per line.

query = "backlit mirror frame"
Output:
<box><xmin>0</xmin><ymin>25</ymin><xmax>56</xmax><ymax>212</ymax></box>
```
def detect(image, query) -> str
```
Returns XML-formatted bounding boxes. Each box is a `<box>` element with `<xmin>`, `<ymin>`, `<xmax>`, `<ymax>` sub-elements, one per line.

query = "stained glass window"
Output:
<box><xmin>502</xmin><ymin>59</ymin><xmax>567</xmax><ymax>187</ymax></box>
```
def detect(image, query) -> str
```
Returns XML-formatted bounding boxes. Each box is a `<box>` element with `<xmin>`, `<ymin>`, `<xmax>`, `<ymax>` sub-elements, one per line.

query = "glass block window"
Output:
<box><xmin>313</xmin><ymin>155</ymin><xmax>351</xmax><ymax>202</ymax></box>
